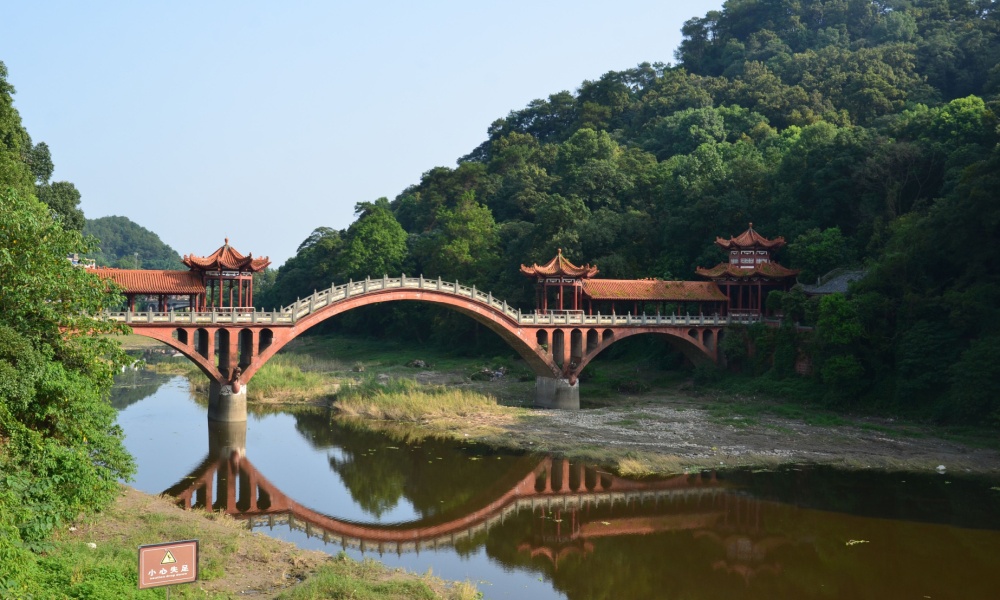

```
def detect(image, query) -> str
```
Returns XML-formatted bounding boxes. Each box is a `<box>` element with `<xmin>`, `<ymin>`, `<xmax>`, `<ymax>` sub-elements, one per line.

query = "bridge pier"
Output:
<box><xmin>535</xmin><ymin>377</ymin><xmax>579</xmax><ymax>410</ymax></box>
<box><xmin>208</xmin><ymin>381</ymin><xmax>248</xmax><ymax>422</ymax></box>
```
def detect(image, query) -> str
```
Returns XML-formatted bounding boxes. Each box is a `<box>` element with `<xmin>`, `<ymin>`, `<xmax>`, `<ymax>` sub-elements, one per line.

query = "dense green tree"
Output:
<box><xmin>0</xmin><ymin>189</ymin><xmax>134</xmax><ymax>591</ymax></box>
<box><xmin>788</xmin><ymin>227</ymin><xmax>852</xmax><ymax>282</ymax></box>
<box><xmin>337</xmin><ymin>198</ymin><xmax>408</xmax><ymax>280</ymax></box>
<box><xmin>414</xmin><ymin>191</ymin><xmax>499</xmax><ymax>285</ymax></box>
<box><xmin>36</xmin><ymin>180</ymin><xmax>84</xmax><ymax>231</ymax></box>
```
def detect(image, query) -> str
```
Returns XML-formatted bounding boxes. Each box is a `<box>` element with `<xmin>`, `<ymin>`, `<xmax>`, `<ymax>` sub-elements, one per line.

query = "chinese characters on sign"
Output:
<box><xmin>138</xmin><ymin>540</ymin><xmax>199</xmax><ymax>589</ymax></box>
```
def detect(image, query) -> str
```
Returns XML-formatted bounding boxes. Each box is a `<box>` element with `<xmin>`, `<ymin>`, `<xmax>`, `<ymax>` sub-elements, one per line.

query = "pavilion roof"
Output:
<box><xmin>89</xmin><ymin>268</ymin><xmax>205</xmax><ymax>295</ymax></box>
<box><xmin>695</xmin><ymin>262</ymin><xmax>799</xmax><ymax>280</ymax></box>
<box><xmin>582</xmin><ymin>279</ymin><xmax>727</xmax><ymax>302</ymax></box>
<box><xmin>715</xmin><ymin>223</ymin><xmax>786</xmax><ymax>250</ymax></box>
<box><xmin>520</xmin><ymin>249</ymin><xmax>598</xmax><ymax>279</ymax></box>
<box><xmin>182</xmin><ymin>238</ymin><xmax>271</xmax><ymax>272</ymax></box>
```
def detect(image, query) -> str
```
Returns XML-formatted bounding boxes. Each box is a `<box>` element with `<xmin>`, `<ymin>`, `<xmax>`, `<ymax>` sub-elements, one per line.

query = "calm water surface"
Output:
<box><xmin>114</xmin><ymin>371</ymin><xmax>1000</xmax><ymax>600</ymax></box>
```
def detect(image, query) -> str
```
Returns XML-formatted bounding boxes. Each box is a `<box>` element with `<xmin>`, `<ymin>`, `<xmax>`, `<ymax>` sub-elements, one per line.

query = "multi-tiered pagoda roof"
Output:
<box><xmin>520</xmin><ymin>249</ymin><xmax>599</xmax><ymax>279</ymax></box>
<box><xmin>182</xmin><ymin>238</ymin><xmax>271</xmax><ymax>272</ymax></box>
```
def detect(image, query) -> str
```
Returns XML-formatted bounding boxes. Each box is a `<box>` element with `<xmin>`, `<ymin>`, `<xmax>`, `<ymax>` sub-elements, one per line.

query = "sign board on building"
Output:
<box><xmin>138</xmin><ymin>540</ymin><xmax>199</xmax><ymax>589</ymax></box>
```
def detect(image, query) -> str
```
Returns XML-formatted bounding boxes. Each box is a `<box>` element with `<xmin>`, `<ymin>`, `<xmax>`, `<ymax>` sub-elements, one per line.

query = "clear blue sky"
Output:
<box><xmin>3</xmin><ymin>1</ymin><xmax>724</xmax><ymax>267</ymax></box>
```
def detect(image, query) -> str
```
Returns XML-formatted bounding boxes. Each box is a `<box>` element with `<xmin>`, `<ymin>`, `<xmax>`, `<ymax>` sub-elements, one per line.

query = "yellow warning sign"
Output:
<box><xmin>161</xmin><ymin>550</ymin><xmax>177</xmax><ymax>564</ymax></box>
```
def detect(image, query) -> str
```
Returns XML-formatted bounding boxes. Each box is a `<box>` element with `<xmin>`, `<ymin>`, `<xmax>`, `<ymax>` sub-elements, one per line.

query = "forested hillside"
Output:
<box><xmin>84</xmin><ymin>215</ymin><xmax>184</xmax><ymax>270</ymax></box>
<box><xmin>261</xmin><ymin>0</ymin><xmax>1000</xmax><ymax>424</ymax></box>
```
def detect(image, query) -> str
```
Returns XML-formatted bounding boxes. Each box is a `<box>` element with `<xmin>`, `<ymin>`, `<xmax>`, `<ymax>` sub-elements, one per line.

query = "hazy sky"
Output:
<box><xmin>3</xmin><ymin>1</ymin><xmax>725</xmax><ymax>267</ymax></box>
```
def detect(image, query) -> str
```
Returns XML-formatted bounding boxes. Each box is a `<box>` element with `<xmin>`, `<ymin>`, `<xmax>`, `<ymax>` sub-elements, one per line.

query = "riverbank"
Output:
<box><xmin>136</xmin><ymin>334</ymin><xmax>1000</xmax><ymax>476</ymax></box>
<box><xmin>22</xmin><ymin>485</ymin><xmax>479</xmax><ymax>599</ymax></box>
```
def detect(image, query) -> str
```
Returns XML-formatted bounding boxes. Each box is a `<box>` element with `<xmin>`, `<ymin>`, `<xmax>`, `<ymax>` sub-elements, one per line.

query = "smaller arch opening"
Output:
<box><xmin>687</xmin><ymin>328</ymin><xmax>698</xmax><ymax>340</ymax></box>
<box><xmin>238</xmin><ymin>329</ymin><xmax>254</xmax><ymax>370</ymax></box>
<box><xmin>195</xmin><ymin>329</ymin><xmax>210</xmax><ymax>359</ymax></box>
<box><xmin>570</xmin><ymin>329</ymin><xmax>583</xmax><ymax>365</ymax></box>
<box><xmin>536</xmin><ymin>330</ymin><xmax>549</xmax><ymax>354</ymax></box>
<box><xmin>259</xmin><ymin>329</ymin><xmax>274</xmax><ymax>354</ymax></box>
<box><xmin>586</xmin><ymin>329</ymin><xmax>599</xmax><ymax>352</ymax></box>
<box><xmin>174</xmin><ymin>328</ymin><xmax>188</xmax><ymax>345</ymax></box>
<box><xmin>552</xmin><ymin>330</ymin><xmax>566</xmax><ymax>367</ymax></box>
<box><xmin>602</xmin><ymin>329</ymin><xmax>614</xmax><ymax>343</ymax></box>
<box><xmin>568</xmin><ymin>461</ymin><xmax>583</xmax><ymax>492</ymax></box>
<box><xmin>534</xmin><ymin>470</ymin><xmax>548</xmax><ymax>493</ymax></box>
<box><xmin>216</xmin><ymin>330</ymin><xmax>231</xmax><ymax>373</ymax></box>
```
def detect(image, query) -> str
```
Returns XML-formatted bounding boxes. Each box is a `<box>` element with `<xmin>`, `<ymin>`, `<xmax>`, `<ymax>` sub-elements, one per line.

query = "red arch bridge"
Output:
<box><xmin>106</xmin><ymin>275</ymin><xmax>755</xmax><ymax>418</ymax></box>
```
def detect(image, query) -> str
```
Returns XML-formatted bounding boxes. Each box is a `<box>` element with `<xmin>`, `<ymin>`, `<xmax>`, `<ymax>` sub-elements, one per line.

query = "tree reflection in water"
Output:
<box><xmin>161</xmin><ymin>416</ymin><xmax>1000</xmax><ymax>600</ymax></box>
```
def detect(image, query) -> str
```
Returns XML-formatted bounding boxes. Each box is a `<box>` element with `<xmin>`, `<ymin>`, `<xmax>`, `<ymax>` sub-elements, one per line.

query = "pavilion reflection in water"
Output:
<box><xmin>162</xmin><ymin>419</ymin><xmax>793</xmax><ymax>582</ymax></box>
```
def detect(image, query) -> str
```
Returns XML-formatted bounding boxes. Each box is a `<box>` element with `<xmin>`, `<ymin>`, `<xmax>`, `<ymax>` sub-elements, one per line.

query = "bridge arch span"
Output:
<box><xmin>242</xmin><ymin>288</ymin><xmax>561</xmax><ymax>383</ymax></box>
<box><xmin>573</xmin><ymin>327</ymin><xmax>722</xmax><ymax>376</ymax></box>
<box><xmin>133</xmin><ymin>327</ymin><xmax>225</xmax><ymax>382</ymax></box>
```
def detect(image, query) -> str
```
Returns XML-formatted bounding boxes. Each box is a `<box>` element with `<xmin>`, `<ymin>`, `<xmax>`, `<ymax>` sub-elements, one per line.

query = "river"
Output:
<box><xmin>114</xmin><ymin>370</ymin><xmax>1000</xmax><ymax>599</ymax></box>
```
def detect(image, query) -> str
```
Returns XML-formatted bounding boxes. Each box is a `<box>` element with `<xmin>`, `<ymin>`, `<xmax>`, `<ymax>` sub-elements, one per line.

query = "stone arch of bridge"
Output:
<box><xmin>241</xmin><ymin>289</ymin><xmax>563</xmax><ymax>383</ymax></box>
<box><xmin>572</xmin><ymin>327</ymin><xmax>722</xmax><ymax>378</ymax></box>
<box><xmin>163</xmin><ymin>439</ymin><xmax>720</xmax><ymax>546</ymax></box>
<box><xmin>133</xmin><ymin>327</ymin><xmax>226</xmax><ymax>382</ymax></box>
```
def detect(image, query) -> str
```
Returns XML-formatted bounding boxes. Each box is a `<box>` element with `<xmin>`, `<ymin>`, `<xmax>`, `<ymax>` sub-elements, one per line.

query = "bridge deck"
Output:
<box><xmin>105</xmin><ymin>274</ymin><xmax>758</xmax><ymax>328</ymax></box>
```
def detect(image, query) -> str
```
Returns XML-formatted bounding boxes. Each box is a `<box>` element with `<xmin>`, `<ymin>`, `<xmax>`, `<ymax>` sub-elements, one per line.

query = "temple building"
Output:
<box><xmin>695</xmin><ymin>224</ymin><xmax>799</xmax><ymax>317</ymax></box>
<box><xmin>87</xmin><ymin>268</ymin><xmax>206</xmax><ymax>312</ymax></box>
<box><xmin>90</xmin><ymin>239</ymin><xmax>270</xmax><ymax>312</ymax></box>
<box><xmin>520</xmin><ymin>250</ymin><xmax>728</xmax><ymax>316</ymax></box>
<box><xmin>182</xmin><ymin>238</ymin><xmax>271</xmax><ymax>310</ymax></box>
<box><xmin>519</xmin><ymin>249</ymin><xmax>598</xmax><ymax>313</ymax></box>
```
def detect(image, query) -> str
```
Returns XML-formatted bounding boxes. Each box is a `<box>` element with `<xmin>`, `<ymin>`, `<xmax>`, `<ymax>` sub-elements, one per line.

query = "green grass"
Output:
<box><xmin>276</xmin><ymin>556</ymin><xmax>438</xmax><ymax>600</ymax></box>
<box><xmin>3</xmin><ymin>488</ymin><xmax>471</xmax><ymax>599</ymax></box>
<box><xmin>335</xmin><ymin>376</ymin><xmax>518</xmax><ymax>422</ymax></box>
<box><xmin>248</xmin><ymin>354</ymin><xmax>334</xmax><ymax>401</ymax></box>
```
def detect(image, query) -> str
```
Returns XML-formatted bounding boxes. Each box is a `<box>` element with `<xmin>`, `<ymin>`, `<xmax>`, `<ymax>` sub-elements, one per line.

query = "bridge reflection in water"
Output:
<box><xmin>162</xmin><ymin>420</ymin><xmax>791</xmax><ymax>580</ymax></box>
<box><xmin>156</xmin><ymin>417</ymin><xmax>1000</xmax><ymax>599</ymax></box>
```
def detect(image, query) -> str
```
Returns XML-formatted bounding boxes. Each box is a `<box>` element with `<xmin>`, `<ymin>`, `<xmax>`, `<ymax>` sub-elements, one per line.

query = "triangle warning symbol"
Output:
<box><xmin>161</xmin><ymin>550</ymin><xmax>177</xmax><ymax>564</ymax></box>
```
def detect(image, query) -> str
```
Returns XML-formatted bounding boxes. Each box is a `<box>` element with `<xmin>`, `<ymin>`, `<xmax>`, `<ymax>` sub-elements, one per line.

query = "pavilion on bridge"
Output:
<box><xmin>521</xmin><ymin>224</ymin><xmax>798</xmax><ymax>318</ymax></box>
<box><xmin>90</xmin><ymin>239</ymin><xmax>270</xmax><ymax>312</ymax></box>
<box><xmin>695</xmin><ymin>224</ymin><xmax>798</xmax><ymax>318</ymax></box>
<box><xmin>520</xmin><ymin>249</ymin><xmax>728</xmax><ymax>317</ymax></box>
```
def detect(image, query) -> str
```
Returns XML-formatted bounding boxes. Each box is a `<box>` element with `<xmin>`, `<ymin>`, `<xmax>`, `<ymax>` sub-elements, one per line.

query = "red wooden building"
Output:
<box><xmin>521</xmin><ymin>250</ymin><xmax>728</xmax><ymax>316</ymax></box>
<box><xmin>519</xmin><ymin>249</ymin><xmax>598</xmax><ymax>313</ymax></box>
<box><xmin>695</xmin><ymin>224</ymin><xmax>798</xmax><ymax>317</ymax></box>
<box><xmin>182</xmin><ymin>238</ymin><xmax>271</xmax><ymax>310</ymax></box>
<box><xmin>91</xmin><ymin>239</ymin><xmax>270</xmax><ymax>311</ymax></box>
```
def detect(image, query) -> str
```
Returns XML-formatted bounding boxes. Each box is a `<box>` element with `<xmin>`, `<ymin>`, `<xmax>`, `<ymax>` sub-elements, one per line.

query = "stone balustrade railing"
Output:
<box><xmin>106</xmin><ymin>274</ymin><xmax>760</xmax><ymax>327</ymax></box>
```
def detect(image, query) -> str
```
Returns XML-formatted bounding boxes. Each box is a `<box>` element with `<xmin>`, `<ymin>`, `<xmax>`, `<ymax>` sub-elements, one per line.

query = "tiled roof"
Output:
<box><xmin>90</xmin><ymin>268</ymin><xmax>205</xmax><ymax>294</ymax></box>
<box><xmin>799</xmin><ymin>270</ymin><xmax>866</xmax><ymax>295</ymax></box>
<box><xmin>582</xmin><ymin>279</ymin><xmax>728</xmax><ymax>302</ymax></box>
<box><xmin>695</xmin><ymin>262</ymin><xmax>799</xmax><ymax>280</ymax></box>
<box><xmin>182</xmin><ymin>238</ymin><xmax>271</xmax><ymax>272</ymax></box>
<box><xmin>715</xmin><ymin>223</ymin><xmax>786</xmax><ymax>250</ymax></box>
<box><xmin>520</xmin><ymin>249</ymin><xmax>598</xmax><ymax>279</ymax></box>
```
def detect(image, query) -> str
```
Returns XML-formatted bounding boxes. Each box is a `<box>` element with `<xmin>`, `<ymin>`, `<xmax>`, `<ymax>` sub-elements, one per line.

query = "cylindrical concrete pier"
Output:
<box><xmin>208</xmin><ymin>381</ymin><xmax>248</xmax><ymax>422</ymax></box>
<box><xmin>535</xmin><ymin>377</ymin><xmax>580</xmax><ymax>409</ymax></box>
